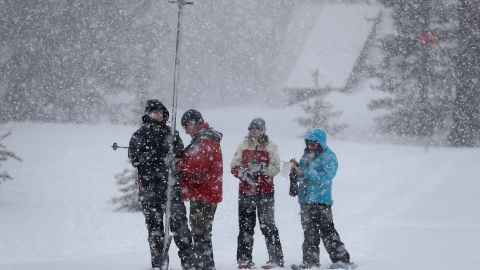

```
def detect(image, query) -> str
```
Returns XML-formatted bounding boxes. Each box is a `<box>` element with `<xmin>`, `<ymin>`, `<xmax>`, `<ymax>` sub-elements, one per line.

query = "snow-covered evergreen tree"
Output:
<box><xmin>110</xmin><ymin>103</ymin><xmax>145</xmax><ymax>211</ymax></box>
<box><xmin>296</xmin><ymin>70</ymin><xmax>347</xmax><ymax>137</ymax></box>
<box><xmin>371</xmin><ymin>0</ymin><xmax>457</xmax><ymax>137</ymax></box>
<box><xmin>110</xmin><ymin>168</ymin><xmax>141</xmax><ymax>212</ymax></box>
<box><xmin>0</xmin><ymin>132</ymin><xmax>22</xmax><ymax>183</ymax></box>
<box><xmin>448</xmin><ymin>0</ymin><xmax>480</xmax><ymax>146</ymax></box>
<box><xmin>0</xmin><ymin>0</ymin><xmax>169</xmax><ymax>123</ymax></box>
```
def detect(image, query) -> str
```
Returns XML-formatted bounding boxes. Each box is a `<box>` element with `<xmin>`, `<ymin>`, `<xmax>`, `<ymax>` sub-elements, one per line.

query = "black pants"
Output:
<box><xmin>300</xmin><ymin>203</ymin><xmax>350</xmax><ymax>267</ymax></box>
<box><xmin>190</xmin><ymin>200</ymin><xmax>218</xmax><ymax>270</ymax></box>
<box><xmin>141</xmin><ymin>189</ymin><xmax>194</xmax><ymax>269</ymax></box>
<box><xmin>237</xmin><ymin>194</ymin><xmax>284</xmax><ymax>266</ymax></box>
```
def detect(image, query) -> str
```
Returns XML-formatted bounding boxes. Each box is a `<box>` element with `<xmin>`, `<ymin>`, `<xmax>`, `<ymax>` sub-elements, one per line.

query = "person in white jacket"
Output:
<box><xmin>230</xmin><ymin>118</ymin><xmax>284</xmax><ymax>269</ymax></box>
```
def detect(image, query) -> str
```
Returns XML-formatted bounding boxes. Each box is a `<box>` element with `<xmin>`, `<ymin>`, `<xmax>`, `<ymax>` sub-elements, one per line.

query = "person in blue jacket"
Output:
<box><xmin>290</xmin><ymin>128</ymin><xmax>353</xmax><ymax>269</ymax></box>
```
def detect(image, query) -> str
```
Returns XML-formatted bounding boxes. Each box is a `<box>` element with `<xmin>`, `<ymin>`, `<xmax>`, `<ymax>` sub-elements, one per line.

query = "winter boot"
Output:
<box><xmin>293</xmin><ymin>262</ymin><xmax>320</xmax><ymax>269</ymax></box>
<box><xmin>330</xmin><ymin>262</ymin><xmax>357</xmax><ymax>269</ymax></box>
<box><xmin>261</xmin><ymin>260</ymin><xmax>284</xmax><ymax>269</ymax></box>
<box><xmin>238</xmin><ymin>262</ymin><xmax>255</xmax><ymax>269</ymax></box>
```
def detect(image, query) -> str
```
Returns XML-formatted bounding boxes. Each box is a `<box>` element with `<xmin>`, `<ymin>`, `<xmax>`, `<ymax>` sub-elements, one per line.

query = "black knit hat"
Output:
<box><xmin>248</xmin><ymin>117</ymin><xmax>266</xmax><ymax>132</ymax></box>
<box><xmin>144</xmin><ymin>99</ymin><xmax>169</xmax><ymax>119</ymax></box>
<box><xmin>181</xmin><ymin>109</ymin><xmax>204</xmax><ymax>126</ymax></box>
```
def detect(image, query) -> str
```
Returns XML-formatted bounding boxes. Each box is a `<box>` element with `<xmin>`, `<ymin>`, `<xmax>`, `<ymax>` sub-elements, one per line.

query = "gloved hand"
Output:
<box><xmin>237</xmin><ymin>166</ymin><xmax>256</xmax><ymax>186</ymax></box>
<box><xmin>133</xmin><ymin>149</ymin><xmax>157</xmax><ymax>167</ymax></box>
<box><xmin>289</xmin><ymin>158</ymin><xmax>304</xmax><ymax>177</ymax></box>
<box><xmin>246</xmin><ymin>161</ymin><xmax>267</xmax><ymax>177</ymax></box>
<box><xmin>237</xmin><ymin>166</ymin><xmax>246</xmax><ymax>179</ymax></box>
<box><xmin>164</xmin><ymin>154</ymin><xmax>179</xmax><ymax>174</ymax></box>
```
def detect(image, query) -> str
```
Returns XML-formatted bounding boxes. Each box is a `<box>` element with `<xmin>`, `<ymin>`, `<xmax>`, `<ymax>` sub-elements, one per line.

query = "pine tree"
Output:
<box><xmin>110</xmin><ymin>102</ymin><xmax>145</xmax><ymax>211</ymax></box>
<box><xmin>448</xmin><ymin>0</ymin><xmax>480</xmax><ymax>146</ymax></box>
<box><xmin>0</xmin><ymin>132</ymin><xmax>22</xmax><ymax>183</ymax></box>
<box><xmin>110</xmin><ymin>168</ymin><xmax>141</xmax><ymax>212</ymax></box>
<box><xmin>371</xmin><ymin>0</ymin><xmax>456</xmax><ymax>137</ymax></box>
<box><xmin>296</xmin><ymin>70</ymin><xmax>347</xmax><ymax>137</ymax></box>
<box><xmin>0</xmin><ymin>0</ymin><xmax>168</xmax><ymax>123</ymax></box>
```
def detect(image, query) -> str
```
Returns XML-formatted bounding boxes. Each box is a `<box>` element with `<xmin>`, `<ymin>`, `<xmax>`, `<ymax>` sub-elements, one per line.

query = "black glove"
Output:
<box><xmin>132</xmin><ymin>149</ymin><xmax>156</xmax><ymax>167</ymax></box>
<box><xmin>289</xmin><ymin>173</ymin><xmax>299</xmax><ymax>197</ymax></box>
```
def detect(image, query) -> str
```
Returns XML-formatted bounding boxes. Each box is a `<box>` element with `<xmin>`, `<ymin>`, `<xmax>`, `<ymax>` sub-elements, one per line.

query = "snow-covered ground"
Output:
<box><xmin>1</xmin><ymin>105</ymin><xmax>479</xmax><ymax>270</ymax></box>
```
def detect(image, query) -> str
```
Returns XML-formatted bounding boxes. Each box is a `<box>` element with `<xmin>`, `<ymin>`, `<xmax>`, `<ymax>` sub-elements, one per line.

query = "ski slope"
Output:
<box><xmin>1</xmin><ymin>105</ymin><xmax>479</xmax><ymax>270</ymax></box>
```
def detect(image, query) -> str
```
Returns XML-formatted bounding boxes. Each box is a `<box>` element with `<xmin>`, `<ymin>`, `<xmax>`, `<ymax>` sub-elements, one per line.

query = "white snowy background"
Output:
<box><xmin>1</xmin><ymin>103</ymin><xmax>479</xmax><ymax>270</ymax></box>
<box><xmin>1</xmin><ymin>1</ymin><xmax>479</xmax><ymax>270</ymax></box>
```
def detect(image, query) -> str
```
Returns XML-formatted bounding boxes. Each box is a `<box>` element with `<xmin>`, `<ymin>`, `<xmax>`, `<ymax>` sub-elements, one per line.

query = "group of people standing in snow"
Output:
<box><xmin>128</xmin><ymin>99</ymin><xmax>353</xmax><ymax>270</ymax></box>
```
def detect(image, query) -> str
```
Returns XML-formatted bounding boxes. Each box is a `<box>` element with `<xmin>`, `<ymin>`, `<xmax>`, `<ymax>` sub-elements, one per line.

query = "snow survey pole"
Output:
<box><xmin>162</xmin><ymin>1</ymin><xmax>192</xmax><ymax>269</ymax></box>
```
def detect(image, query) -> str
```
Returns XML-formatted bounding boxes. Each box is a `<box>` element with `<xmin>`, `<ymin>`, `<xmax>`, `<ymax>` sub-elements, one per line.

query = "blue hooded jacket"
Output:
<box><xmin>297</xmin><ymin>128</ymin><xmax>338</xmax><ymax>205</ymax></box>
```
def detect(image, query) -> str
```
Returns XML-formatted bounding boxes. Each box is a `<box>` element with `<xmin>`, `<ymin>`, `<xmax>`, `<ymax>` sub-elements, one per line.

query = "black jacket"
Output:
<box><xmin>128</xmin><ymin>115</ymin><xmax>184</xmax><ymax>204</ymax></box>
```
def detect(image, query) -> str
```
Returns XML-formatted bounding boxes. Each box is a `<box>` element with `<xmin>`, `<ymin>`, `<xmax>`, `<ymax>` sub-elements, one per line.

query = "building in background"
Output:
<box><xmin>275</xmin><ymin>2</ymin><xmax>381</xmax><ymax>104</ymax></box>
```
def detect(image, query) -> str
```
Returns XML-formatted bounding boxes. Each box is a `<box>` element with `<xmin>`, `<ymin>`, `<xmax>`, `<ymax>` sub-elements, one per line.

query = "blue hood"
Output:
<box><xmin>304</xmin><ymin>128</ymin><xmax>328</xmax><ymax>149</ymax></box>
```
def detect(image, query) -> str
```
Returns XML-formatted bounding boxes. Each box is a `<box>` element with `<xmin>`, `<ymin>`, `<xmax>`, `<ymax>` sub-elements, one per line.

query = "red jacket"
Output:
<box><xmin>177</xmin><ymin>123</ymin><xmax>223</xmax><ymax>203</ymax></box>
<box><xmin>230</xmin><ymin>136</ymin><xmax>281</xmax><ymax>196</ymax></box>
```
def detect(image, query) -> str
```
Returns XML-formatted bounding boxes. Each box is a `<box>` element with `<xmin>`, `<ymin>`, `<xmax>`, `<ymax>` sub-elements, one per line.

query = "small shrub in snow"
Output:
<box><xmin>0</xmin><ymin>132</ymin><xmax>22</xmax><ymax>183</ymax></box>
<box><xmin>296</xmin><ymin>71</ymin><xmax>347</xmax><ymax>137</ymax></box>
<box><xmin>111</xmin><ymin>168</ymin><xmax>141</xmax><ymax>212</ymax></box>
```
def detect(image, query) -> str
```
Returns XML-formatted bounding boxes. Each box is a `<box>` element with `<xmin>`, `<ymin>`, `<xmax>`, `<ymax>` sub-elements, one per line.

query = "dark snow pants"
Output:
<box><xmin>300</xmin><ymin>203</ymin><xmax>350</xmax><ymax>267</ymax></box>
<box><xmin>237</xmin><ymin>194</ymin><xmax>284</xmax><ymax>266</ymax></box>
<box><xmin>190</xmin><ymin>200</ymin><xmax>218</xmax><ymax>270</ymax></box>
<box><xmin>141</xmin><ymin>188</ymin><xmax>194</xmax><ymax>269</ymax></box>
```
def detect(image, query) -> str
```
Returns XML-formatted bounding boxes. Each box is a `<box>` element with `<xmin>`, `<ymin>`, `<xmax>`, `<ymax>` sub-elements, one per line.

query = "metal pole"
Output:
<box><xmin>162</xmin><ymin>1</ymin><xmax>192</xmax><ymax>269</ymax></box>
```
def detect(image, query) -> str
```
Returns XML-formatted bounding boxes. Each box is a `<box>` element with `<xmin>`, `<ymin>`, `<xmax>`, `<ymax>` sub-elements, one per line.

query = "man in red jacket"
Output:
<box><xmin>176</xmin><ymin>109</ymin><xmax>223</xmax><ymax>270</ymax></box>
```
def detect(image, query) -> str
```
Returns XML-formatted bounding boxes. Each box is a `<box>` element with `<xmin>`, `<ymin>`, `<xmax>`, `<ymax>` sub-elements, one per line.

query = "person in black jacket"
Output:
<box><xmin>128</xmin><ymin>99</ymin><xmax>194</xmax><ymax>270</ymax></box>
